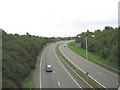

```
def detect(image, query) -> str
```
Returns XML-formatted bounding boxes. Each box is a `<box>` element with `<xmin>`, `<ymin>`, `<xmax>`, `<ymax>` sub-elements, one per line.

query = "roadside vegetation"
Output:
<box><xmin>2</xmin><ymin>29</ymin><xmax>57</xmax><ymax>88</ymax></box>
<box><xmin>68</xmin><ymin>26</ymin><xmax>119</xmax><ymax>73</ymax></box>
<box><xmin>21</xmin><ymin>72</ymin><xmax>34</xmax><ymax>88</ymax></box>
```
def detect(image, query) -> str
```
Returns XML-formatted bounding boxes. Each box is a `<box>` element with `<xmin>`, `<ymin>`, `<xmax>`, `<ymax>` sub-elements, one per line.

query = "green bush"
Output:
<box><xmin>2</xmin><ymin>30</ymin><xmax>48</xmax><ymax>88</ymax></box>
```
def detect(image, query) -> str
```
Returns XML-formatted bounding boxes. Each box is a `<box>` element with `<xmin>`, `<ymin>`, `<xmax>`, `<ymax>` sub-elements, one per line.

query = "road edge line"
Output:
<box><xmin>40</xmin><ymin>46</ymin><xmax>46</xmax><ymax>88</ymax></box>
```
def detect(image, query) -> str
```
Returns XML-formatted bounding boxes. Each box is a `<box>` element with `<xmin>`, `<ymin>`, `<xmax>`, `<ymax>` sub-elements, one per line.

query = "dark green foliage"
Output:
<box><xmin>75</xmin><ymin>26</ymin><xmax>118</xmax><ymax>65</ymax></box>
<box><xmin>2</xmin><ymin>76</ymin><xmax>17</xmax><ymax>88</ymax></box>
<box><xmin>2</xmin><ymin>30</ymin><xmax>47</xmax><ymax>88</ymax></box>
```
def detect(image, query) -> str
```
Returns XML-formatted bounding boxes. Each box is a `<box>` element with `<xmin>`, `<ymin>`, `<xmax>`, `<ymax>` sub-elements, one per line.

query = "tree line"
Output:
<box><xmin>2</xmin><ymin>30</ymin><xmax>55</xmax><ymax>88</ymax></box>
<box><xmin>75</xmin><ymin>26</ymin><xmax>119</xmax><ymax>67</ymax></box>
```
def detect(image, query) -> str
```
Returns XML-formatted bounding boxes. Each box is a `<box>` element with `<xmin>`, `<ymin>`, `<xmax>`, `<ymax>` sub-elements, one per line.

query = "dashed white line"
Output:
<box><xmin>57</xmin><ymin>81</ymin><xmax>61</xmax><ymax>86</ymax></box>
<box><xmin>53</xmin><ymin>70</ymin><xmax>55</xmax><ymax>74</ymax></box>
<box><xmin>54</xmin><ymin>49</ymin><xmax>82</xmax><ymax>88</ymax></box>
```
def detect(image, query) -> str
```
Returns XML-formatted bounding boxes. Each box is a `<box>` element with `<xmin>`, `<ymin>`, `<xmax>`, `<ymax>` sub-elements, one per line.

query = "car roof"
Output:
<box><xmin>47</xmin><ymin>65</ymin><xmax>52</xmax><ymax>67</ymax></box>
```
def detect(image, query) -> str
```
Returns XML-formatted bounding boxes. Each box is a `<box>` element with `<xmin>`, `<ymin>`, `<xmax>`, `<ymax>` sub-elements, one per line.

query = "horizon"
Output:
<box><xmin>0</xmin><ymin>0</ymin><xmax>119</xmax><ymax>37</ymax></box>
<box><xmin>1</xmin><ymin>25</ymin><xmax>118</xmax><ymax>38</ymax></box>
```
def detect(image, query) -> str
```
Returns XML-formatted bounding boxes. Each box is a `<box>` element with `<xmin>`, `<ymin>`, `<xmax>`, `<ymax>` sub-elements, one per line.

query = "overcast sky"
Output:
<box><xmin>0</xmin><ymin>0</ymin><xmax>119</xmax><ymax>37</ymax></box>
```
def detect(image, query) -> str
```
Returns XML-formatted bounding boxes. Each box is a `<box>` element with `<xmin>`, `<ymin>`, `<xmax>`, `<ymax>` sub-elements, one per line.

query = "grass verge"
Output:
<box><xmin>68</xmin><ymin>41</ymin><xmax>119</xmax><ymax>74</ymax></box>
<box><xmin>22</xmin><ymin>71</ymin><xmax>34</xmax><ymax>88</ymax></box>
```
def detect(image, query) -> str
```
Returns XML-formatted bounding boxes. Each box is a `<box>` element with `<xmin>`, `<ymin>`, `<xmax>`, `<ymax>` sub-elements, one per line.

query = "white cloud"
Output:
<box><xmin>0</xmin><ymin>0</ymin><xmax>119</xmax><ymax>37</ymax></box>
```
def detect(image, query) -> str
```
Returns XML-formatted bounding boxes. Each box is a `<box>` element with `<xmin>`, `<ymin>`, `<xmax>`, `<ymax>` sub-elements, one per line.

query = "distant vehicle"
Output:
<box><xmin>64</xmin><ymin>45</ymin><xmax>66</xmax><ymax>47</ymax></box>
<box><xmin>45</xmin><ymin>64</ymin><xmax>53</xmax><ymax>72</ymax></box>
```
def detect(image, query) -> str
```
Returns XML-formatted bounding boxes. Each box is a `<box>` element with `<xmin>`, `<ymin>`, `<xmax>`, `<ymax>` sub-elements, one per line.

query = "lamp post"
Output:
<box><xmin>86</xmin><ymin>34</ymin><xmax>94</xmax><ymax>60</ymax></box>
<box><xmin>86</xmin><ymin>35</ymin><xmax>88</xmax><ymax>60</ymax></box>
<box><xmin>86</xmin><ymin>30</ymin><xmax>89</xmax><ymax>60</ymax></box>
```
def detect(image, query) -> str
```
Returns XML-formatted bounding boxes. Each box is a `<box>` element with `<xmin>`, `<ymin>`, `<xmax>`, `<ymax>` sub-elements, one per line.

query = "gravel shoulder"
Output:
<box><xmin>33</xmin><ymin>43</ymin><xmax>51</xmax><ymax>88</ymax></box>
<box><xmin>33</xmin><ymin>46</ymin><xmax>46</xmax><ymax>88</ymax></box>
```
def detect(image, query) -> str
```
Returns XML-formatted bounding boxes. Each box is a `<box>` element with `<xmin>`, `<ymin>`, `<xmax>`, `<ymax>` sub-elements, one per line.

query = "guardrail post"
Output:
<box><xmin>86</xmin><ymin>72</ymin><xmax>89</xmax><ymax>82</ymax></box>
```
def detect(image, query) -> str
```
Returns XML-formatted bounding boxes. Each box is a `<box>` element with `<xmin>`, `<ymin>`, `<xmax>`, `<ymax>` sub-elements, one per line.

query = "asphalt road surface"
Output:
<box><xmin>59</xmin><ymin>41</ymin><xmax>118</xmax><ymax>88</ymax></box>
<box><xmin>40</xmin><ymin>43</ymin><xmax>82</xmax><ymax>88</ymax></box>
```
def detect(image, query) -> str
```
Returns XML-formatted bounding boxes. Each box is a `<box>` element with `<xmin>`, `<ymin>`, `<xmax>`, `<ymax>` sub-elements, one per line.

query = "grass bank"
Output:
<box><xmin>68</xmin><ymin>41</ymin><xmax>119</xmax><ymax>74</ymax></box>
<box><xmin>22</xmin><ymin>71</ymin><xmax>34</xmax><ymax>88</ymax></box>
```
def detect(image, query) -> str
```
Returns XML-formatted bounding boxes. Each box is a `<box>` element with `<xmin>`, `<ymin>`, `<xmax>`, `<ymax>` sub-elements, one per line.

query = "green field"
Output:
<box><xmin>68</xmin><ymin>41</ymin><xmax>118</xmax><ymax>73</ymax></box>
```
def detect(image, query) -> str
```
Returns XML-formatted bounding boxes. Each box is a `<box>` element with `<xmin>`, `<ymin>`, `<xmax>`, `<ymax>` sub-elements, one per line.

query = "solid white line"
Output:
<box><xmin>57</xmin><ymin>81</ymin><xmax>61</xmax><ymax>86</ymax></box>
<box><xmin>40</xmin><ymin>51</ymin><xmax>43</xmax><ymax>88</ymax></box>
<box><xmin>40</xmin><ymin>47</ymin><xmax>47</xmax><ymax>88</ymax></box>
<box><xmin>59</xmin><ymin>46</ymin><xmax>107</xmax><ymax>89</ymax></box>
<box><xmin>54</xmin><ymin>49</ymin><xmax>82</xmax><ymax>89</ymax></box>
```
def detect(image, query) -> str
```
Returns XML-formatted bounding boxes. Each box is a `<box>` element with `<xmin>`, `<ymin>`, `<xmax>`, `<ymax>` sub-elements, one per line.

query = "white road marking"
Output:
<box><xmin>40</xmin><ymin>51</ymin><xmax>43</xmax><ymax>88</ymax></box>
<box><xmin>54</xmin><ymin>49</ymin><xmax>82</xmax><ymax>88</ymax></box>
<box><xmin>59</xmin><ymin>46</ymin><xmax>107</xmax><ymax>89</ymax></box>
<box><xmin>57</xmin><ymin>81</ymin><xmax>61</xmax><ymax>86</ymax></box>
<box><xmin>40</xmin><ymin>47</ymin><xmax>48</xmax><ymax>88</ymax></box>
<box><xmin>53</xmin><ymin>70</ymin><xmax>55</xmax><ymax>74</ymax></box>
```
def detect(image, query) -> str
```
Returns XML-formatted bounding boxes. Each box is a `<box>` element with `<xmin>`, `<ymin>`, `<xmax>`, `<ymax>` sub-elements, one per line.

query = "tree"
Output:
<box><xmin>75</xmin><ymin>26</ymin><xmax>118</xmax><ymax>65</ymax></box>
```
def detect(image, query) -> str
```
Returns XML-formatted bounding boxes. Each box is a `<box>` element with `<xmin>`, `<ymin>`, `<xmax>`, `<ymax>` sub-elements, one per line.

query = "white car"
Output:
<box><xmin>45</xmin><ymin>65</ymin><xmax>53</xmax><ymax>72</ymax></box>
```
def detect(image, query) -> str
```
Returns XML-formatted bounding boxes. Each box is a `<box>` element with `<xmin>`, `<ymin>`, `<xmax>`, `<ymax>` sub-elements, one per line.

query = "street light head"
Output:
<box><xmin>86</xmin><ymin>30</ymin><xmax>89</xmax><ymax>36</ymax></box>
<box><xmin>87</xmin><ymin>30</ymin><xmax>89</xmax><ymax>33</ymax></box>
<box><xmin>92</xmin><ymin>35</ymin><xmax>95</xmax><ymax>37</ymax></box>
<box><xmin>77</xmin><ymin>34</ymin><xmax>81</xmax><ymax>38</ymax></box>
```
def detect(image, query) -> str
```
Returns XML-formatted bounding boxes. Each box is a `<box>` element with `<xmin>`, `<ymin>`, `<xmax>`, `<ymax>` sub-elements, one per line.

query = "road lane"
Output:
<box><xmin>40</xmin><ymin>46</ymin><xmax>58</xmax><ymax>88</ymax></box>
<box><xmin>59</xmin><ymin>41</ymin><xmax>118</xmax><ymax>88</ymax></box>
<box><xmin>40</xmin><ymin>43</ymin><xmax>81</xmax><ymax>88</ymax></box>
